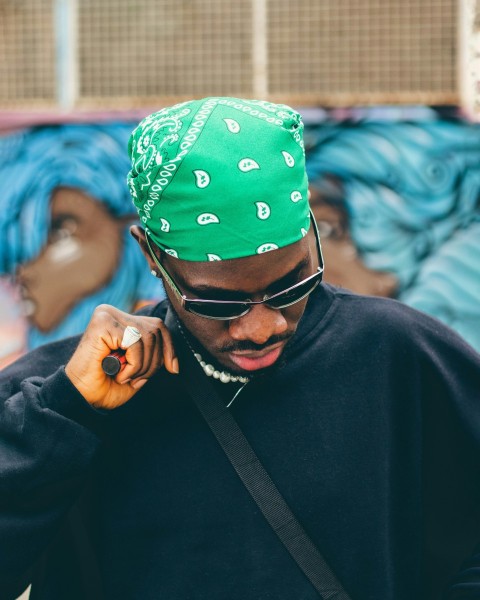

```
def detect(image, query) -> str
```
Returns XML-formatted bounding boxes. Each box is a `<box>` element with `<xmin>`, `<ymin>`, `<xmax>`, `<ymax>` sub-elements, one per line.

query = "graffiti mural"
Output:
<box><xmin>306</xmin><ymin>109</ymin><xmax>480</xmax><ymax>352</ymax></box>
<box><xmin>0</xmin><ymin>124</ymin><xmax>165</xmax><ymax>367</ymax></box>
<box><xmin>1</xmin><ymin>111</ymin><xmax>479</xmax><ymax>367</ymax></box>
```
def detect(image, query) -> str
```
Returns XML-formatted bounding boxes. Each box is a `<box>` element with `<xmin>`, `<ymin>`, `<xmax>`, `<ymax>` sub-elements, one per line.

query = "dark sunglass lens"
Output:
<box><xmin>267</xmin><ymin>275</ymin><xmax>321</xmax><ymax>309</ymax></box>
<box><xmin>187</xmin><ymin>301</ymin><xmax>248</xmax><ymax>319</ymax></box>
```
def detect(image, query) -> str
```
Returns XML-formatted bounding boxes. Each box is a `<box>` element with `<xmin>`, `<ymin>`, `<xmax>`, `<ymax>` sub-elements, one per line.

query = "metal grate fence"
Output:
<box><xmin>0</xmin><ymin>0</ymin><xmax>56</xmax><ymax>107</ymax></box>
<box><xmin>268</xmin><ymin>0</ymin><xmax>458</xmax><ymax>105</ymax></box>
<box><xmin>78</xmin><ymin>0</ymin><xmax>254</xmax><ymax>102</ymax></box>
<box><xmin>0</xmin><ymin>0</ymin><xmax>459</xmax><ymax>109</ymax></box>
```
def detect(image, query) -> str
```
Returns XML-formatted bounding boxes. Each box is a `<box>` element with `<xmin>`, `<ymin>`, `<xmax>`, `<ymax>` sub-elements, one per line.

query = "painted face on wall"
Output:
<box><xmin>16</xmin><ymin>187</ymin><xmax>126</xmax><ymax>332</ymax></box>
<box><xmin>309</xmin><ymin>185</ymin><xmax>398</xmax><ymax>298</ymax></box>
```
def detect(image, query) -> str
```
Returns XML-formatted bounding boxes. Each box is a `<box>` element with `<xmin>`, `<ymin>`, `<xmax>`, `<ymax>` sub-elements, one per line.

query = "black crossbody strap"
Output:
<box><xmin>170</xmin><ymin>318</ymin><xmax>352</xmax><ymax>600</ymax></box>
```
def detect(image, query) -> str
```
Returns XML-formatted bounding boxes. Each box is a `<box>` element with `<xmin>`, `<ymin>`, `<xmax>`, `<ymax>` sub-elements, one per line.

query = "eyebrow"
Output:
<box><xmin>177</xmin><ymin>255</ymin><xmax>311</xmax><ymax>300</ymax></box>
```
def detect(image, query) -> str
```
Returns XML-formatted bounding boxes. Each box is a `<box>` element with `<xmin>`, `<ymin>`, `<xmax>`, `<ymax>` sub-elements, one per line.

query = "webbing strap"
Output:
<box><xmin>170</xmin><ymin>317</ymin><xmax>352</xmax><ymax>600</ymax></box>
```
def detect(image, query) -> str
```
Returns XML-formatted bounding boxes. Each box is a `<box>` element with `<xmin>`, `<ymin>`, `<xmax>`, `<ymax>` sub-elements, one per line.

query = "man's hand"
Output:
<box><xmin>65</xmin><ymin>304</ymin><xmax>178</xmax><ymax>409</ymax></box>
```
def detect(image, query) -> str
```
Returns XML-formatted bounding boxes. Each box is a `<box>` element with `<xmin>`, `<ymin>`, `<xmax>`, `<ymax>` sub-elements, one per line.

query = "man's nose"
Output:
<box><xmin>228</xmin><ymin>303</ymin><xmax>288</xmax><ymax>345</ymax></box>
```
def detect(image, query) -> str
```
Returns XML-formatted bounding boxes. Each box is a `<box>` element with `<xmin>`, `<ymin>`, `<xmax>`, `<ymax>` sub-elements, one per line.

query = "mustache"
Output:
<box><xmin>220</xmin><ymin>333</ymin><xmax>293</xmax><ymax>353</ymax></box>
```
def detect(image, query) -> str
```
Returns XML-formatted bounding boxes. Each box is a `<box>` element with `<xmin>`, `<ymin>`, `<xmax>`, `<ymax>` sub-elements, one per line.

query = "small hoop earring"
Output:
<box><xmin>150</xmin><ymin>269</ymin><xmax>157</xmax><ymax>277</ymax></box>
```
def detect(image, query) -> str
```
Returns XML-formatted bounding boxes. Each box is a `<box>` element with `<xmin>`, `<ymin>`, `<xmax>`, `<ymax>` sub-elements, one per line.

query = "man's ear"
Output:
<box><xmin>130</xmin><ymin>225</ymin><xmax>156</xmax><ymax>272</ymax></box>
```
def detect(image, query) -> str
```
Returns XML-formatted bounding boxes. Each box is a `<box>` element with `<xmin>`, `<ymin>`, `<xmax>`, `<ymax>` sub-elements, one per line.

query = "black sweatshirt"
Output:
<box><xmin>1</xmin><ymin>284</ymin><xmax>480</xmax><ymax>600</ymax></box>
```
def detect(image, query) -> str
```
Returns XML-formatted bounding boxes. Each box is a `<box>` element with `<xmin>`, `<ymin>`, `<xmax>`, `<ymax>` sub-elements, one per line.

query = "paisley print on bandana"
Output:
<box><xmin>127</xmin><ymin>97</ymin><xmax>310</xmax><ymax>261</ymax></box>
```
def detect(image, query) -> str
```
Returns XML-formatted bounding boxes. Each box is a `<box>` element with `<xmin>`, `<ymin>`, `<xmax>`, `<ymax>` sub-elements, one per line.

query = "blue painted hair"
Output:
<box><xmin>306</xmin><ymin>115</ymin><xmax>480</xmax><ymax>351</ymax></box>
<box><xmin>0</xmin><ymin>124</ymin><xmax>165</xmax><ymax>349</ymax></box>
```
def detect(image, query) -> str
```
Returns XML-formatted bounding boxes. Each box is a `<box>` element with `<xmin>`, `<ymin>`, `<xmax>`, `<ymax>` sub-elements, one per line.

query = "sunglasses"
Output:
<box><xmin>145</xmin><ymin>211</ymin><xmax>324</xmax><ymax>320</ymax></box>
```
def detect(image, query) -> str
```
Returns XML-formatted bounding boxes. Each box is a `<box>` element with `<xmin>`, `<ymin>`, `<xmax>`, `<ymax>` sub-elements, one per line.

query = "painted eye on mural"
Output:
<box><xmin>48</xmin><ymin>215</ymin><xmax>78</xmax><ymax>243</ymax></box>
<box><xmin>316</xmin><ymin>220</ymin><xmax>346</xmax><ymax>241</ymax></box>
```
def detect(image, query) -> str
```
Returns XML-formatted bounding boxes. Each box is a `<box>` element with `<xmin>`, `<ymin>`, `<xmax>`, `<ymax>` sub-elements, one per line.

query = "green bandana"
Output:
<box><xmin>127</xmin><ymin>97</ymin><xmax>310</xmax><ymax>261</ymax></box>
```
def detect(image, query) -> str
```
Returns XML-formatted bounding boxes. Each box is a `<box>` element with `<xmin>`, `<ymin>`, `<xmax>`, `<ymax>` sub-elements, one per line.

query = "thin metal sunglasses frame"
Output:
<box><xmin>145</xmin><ymin>210</ymin><xmax>324</xmax><ymax>321</ymax></box>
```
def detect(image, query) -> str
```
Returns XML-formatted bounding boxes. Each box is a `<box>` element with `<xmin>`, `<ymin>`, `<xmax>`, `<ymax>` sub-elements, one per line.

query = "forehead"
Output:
<box><xmin>164</xmin><ymin>235</ymin><xmax>310</xmax><ymax>292</ymax></box>
<box><xmin>51</xmin><ymin>187</ymin><xmax>115</xmax><ymax>225</ymax></box>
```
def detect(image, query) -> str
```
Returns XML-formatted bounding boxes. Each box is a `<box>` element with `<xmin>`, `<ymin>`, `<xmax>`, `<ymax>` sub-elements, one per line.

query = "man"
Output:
<box><xmin>1</xmin><ymin>97</ymin><xmax>480</xmax><ymax>600</ymax></box>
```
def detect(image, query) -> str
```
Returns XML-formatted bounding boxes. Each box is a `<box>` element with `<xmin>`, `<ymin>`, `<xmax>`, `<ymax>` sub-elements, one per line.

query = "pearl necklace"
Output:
<box><xmin>172</xmin><ymin>312</ymin><xmax>250</xmax><ymax>385</ymax></box>
<box><xmin>193</xmin><ymin>352</ymin><xmax>250</xmax><ymax>384</ymax></box>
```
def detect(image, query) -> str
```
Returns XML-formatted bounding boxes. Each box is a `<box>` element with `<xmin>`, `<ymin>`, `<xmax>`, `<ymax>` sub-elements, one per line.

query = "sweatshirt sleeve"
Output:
<box><xmin>446</xmin><ymin>547</ymin><xmax>480</xmax><ymax>599</ymax></box>
<box><xmin>411</xmin><ymin>312</ymin><xmax>480</xmax><ymax>599</ymax></box>
<box><xmin>0</xmin><ymin>337</ymin><xmax>108</xmax><ymax>595</ymax></box>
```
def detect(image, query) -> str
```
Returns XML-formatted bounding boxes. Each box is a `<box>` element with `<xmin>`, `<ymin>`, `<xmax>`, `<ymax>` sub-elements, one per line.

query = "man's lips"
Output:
<box><xmin>227</xmin><ymin>342</ymin><xmax>285</xmax><ymax>371</ymax></box>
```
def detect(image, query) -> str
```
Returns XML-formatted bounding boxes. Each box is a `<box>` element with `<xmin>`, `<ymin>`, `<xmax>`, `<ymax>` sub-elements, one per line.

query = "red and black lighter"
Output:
<box><xmin>101</xmin><ymin>350</ymin><xmax>127</xmax><ymax>376</ymax></box>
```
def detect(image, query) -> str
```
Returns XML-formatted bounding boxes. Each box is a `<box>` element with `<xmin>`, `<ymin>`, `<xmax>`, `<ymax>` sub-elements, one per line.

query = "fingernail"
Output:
<box><xmin>172</xmin><ymin>358</ymin><xmax>179</xmax><ymax>374</ymax></box>
<box><xmin>120</xmin><ymin>378</ymin><xmax>131</xmax><ymax>385</ymax></box>
<box><xmin>131</xmin><ymin>378</ymin><xmax>148</xmax><ymax>390</ymax></box>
